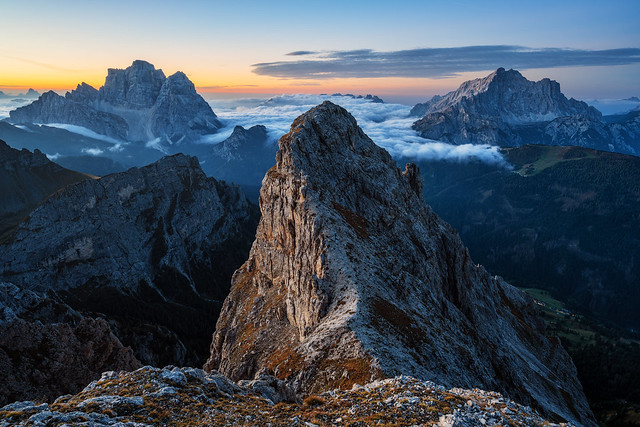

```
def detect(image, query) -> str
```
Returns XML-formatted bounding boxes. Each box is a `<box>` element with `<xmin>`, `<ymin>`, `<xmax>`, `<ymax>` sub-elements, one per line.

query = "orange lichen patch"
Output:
<box><xmin>332</xmin><ymin>202</ymin><xmax>370</xmax><ymax>239</ymax></box>
<box><xmin>312</xmin><ymin>356</ymin><xmax>383</xmax><ymax>393</ymax></box>
<box><xmin>302</xmin><ymin>395</ymin><xmax>327</xmax><ymax>407</ymax></box>
<box><xmin>2</xmin><ymin>368</ymin><xmax>564</xmax><ymax>426</ymax></box>
<box><xmin>265</xmin><ymin>345</ymin><xmax>305</xmax><ymax>380</ymax></box>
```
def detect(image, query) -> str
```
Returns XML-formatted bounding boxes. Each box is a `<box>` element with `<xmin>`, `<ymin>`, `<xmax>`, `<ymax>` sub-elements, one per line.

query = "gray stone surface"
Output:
<box><xmin>206</xmin><ymin>101</ymin><xmax>595</xmax><ymax>426</ymax></box>
<box><xmin>412</xmin><ymin>68</ymin><xmax>640</xmax><ymax>155</ymax></box>
<box><xmin>9</xmin><ymin>60</ymin><xmax>222</xmax><ymax>145</ymax></box>
<box><xmin>0</xmin><ymin>154</ymin><xmax>257</xmax><ymax>366</ymax></box>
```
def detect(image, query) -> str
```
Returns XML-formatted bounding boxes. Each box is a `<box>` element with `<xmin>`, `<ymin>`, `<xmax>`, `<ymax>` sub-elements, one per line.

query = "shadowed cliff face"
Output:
<box><xmin>0</xmin><ymin>154</ymin><xmax>258</xmax><ymax>367</ymax></box>
<box><xmin>0</xmin><ymin>282</ymin><xmax>140</xmax><ymax>406</ymax></box>
<box><xmin>206</xmin><ymin>101</ymin><xmax>596</xmax><ymax>426</ymax></box>
<box><xmin>0</xmin><ymin>140</ymin><xmax>90</xmax><ymax>239</ymax></box>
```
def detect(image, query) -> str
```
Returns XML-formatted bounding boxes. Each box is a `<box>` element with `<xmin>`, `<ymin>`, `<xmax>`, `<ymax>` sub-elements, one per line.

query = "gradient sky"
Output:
<box><xmin>1</xmin><ymin>0</ymin><xmax>638</xmax><ymax>104</ymax></box>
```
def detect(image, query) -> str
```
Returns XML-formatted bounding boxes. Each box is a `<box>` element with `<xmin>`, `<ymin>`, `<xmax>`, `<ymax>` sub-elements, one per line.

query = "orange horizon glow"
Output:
<box><xmin>0</xmin><ymin>72</ymin><xmax>471</xmax><ymax>102</ymax></box>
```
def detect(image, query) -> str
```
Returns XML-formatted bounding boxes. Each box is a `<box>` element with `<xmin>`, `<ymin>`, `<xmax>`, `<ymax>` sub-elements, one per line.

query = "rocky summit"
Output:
<box><xmin>411</xmin><ymin>68</ymin><xmax>640</xmax><ymax>155</ymax></box>
<box><xmin>9</xmin><ymin>60</ymin><xmax>222</xmax><ymax>144</ymax></box>
<box><xmin>410</xmin><ymin>68</ymin><xmax>600</xmax><ymax>123</ymax></box>
<box><xmin>0</xmin><ymin>154</ymin><xmax>257</xmax><ymax>367</ymax></box>
<box><xmin>0</xmin><ymin>366</ymin><xmax>575</xmax><ymax>426</ymax></box>
<box><xmin>205</xmin><ymin>101</ymin><xmax>595</xmax><ymax>425</ymax></box>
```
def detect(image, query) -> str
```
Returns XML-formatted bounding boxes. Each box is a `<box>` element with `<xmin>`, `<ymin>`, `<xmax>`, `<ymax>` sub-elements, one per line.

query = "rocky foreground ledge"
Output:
<box><xmin>0</xmin><ymin>366</ymin><xmax>573</xmax><ymax>426</ymax></box>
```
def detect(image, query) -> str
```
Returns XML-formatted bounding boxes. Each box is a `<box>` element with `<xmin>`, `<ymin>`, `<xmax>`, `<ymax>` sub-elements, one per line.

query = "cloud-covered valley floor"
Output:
<box><xmin>204</xmin><ymin>94</ymin><xmax>507</xmax><ymax>165</ymax></box>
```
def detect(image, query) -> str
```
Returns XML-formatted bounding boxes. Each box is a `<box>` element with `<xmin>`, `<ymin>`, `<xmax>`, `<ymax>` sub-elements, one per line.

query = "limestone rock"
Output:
<box><xmin>99</xmin><ymin>59</ymin><xmax>166</xmax><ymax>109</ymax></box>
<box><xmin>205</xmin><ymin>101</ymin><xmax>595</xmax><ymax>425</ymax></box>
<box><xmin>0</xmin><ymin>154</ymin><xmax>257</xmax><ymax>366</ymax></box>
<box><xmin>412</xmin><ymin>68</ymin><xmax>640</xmax><ymax>155</ymax></box>
<box><xmin>0</xmin><ymin>368</ymin><xmax>575</xmax><ymax>426</ymax></box>
<box><xmin>9</xmin><ymin>60</ymin><xmax>222</xmax><ymax>144</ymax></box>
<box><xmin>9</xmin><ymin>90</ymin><xmax>129</xmax><ymax>140</ymax></box>
<box><xmin>151</xmin><ymin>71</ymin><xmax>222</xmax><ymax>144</ymax></box>
<box><xmin>413</xmin><ymin>68</ymin><xmax>600</xmax><ymax>123</ymax></box>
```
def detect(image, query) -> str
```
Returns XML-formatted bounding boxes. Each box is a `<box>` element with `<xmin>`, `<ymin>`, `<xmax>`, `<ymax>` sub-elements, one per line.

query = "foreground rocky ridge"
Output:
<box><xmin>206</xmin><ymin>102</ymin><xmax>594</xmax><ymax>425</ymax></box>
<box><xmin>0</xmin><ymin>154</ymin><xmax>257</xmax><ymax>367</ymax></box>
<box><xmin>0</xmin><ymin>366</ymin><xmax>574</xmax><ymax>426</ymax></box>
<box><xmin>412</xmin><ymin>68</ymin><xmax>640</xmax><ymax>155</ymax></box>
<box><xmin>9</xmin><ymin>60</ymin><xmax>222</xmax><ymax>145</ymax></box>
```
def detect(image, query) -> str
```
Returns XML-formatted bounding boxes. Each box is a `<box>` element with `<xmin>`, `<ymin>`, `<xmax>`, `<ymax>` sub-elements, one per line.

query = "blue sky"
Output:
<box><xmin>0</xmin><ymin>0</ymin><xmax>638</xmax><ymax>103</ymax></box>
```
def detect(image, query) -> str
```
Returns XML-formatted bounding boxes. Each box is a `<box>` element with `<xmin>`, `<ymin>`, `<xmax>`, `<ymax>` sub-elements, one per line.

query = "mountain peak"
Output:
<box><xmin>9</xmin><ymin>60</ymin><xmax>222</xmax><ymax>143</ymax></box>
<box><xmin>131</xmin><ymin>59</ymin><xmax>156</xmax><ymax>69</ymax></box>
<box><xmin>206</xmin><ymin>102</ymin><xmax>595</xmax><ymax>425</ymax></box>
<box><xmin>101</xmin><ymin>60</ymin><xmax>166</xmax><ymax>109</ymax></box>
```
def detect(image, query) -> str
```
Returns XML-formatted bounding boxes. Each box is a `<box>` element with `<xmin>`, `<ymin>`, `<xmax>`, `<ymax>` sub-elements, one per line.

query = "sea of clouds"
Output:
<box><xmin>205</xmin><ymin>94</ymin><xmax>508</xmax><ymax>166</ymax></box>
<box><xmin>1</xmin><ymin>93</ymin><xmax>509</xmax><ymax>166</ymax></box>
<box><xmin>0</xmin><ymin>98</ymin><xmax>32</xmax><ymax>120</ymax></box>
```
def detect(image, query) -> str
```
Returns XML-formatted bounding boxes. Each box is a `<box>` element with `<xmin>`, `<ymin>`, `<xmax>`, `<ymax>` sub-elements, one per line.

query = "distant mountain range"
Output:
<box><xmin>411</xmin><ymin>68</ymin><xmax>640</xmax><ymax>155</ymax></box>
<box><xmin>8</xmin><ymin>60</ymin><xmax>222</xmax><ymax>147</ymax></box>
<box><xmin>0</xmin><ymin>89</ymin><xmax>39</xmax><ymax>99</ymax></box>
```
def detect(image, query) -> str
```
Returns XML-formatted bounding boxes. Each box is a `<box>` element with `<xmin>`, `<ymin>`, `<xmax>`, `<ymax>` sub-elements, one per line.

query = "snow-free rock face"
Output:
<box><xmin>0</xmin><ymin>154</ymin><xmax>257</xmax><ymax>366</ymax></box>
<box><xmin>0</xmin><ymin>282</ymin><xmax>140</xmax><ymax>406</ymax></box>
<box><xmin>0</xmin><ymin>367</ymin><xmax>576</xmax><ymax>426</ymax></box>
<box><xmin>411</xmin><ymin>68</ymin><xmax>640</xmax><ymax>154</ymax></box>
<box><xmin>99</xmin><ymin>59</ymin><xmax>166</xmax><ymax>109</ymax></box>
<box><xmin>411</xmin><ymin>68</ymin><xmax>600</xmax><ymax>123</ymax></box>
<box><xmin>9</xmin><ymin>60</ymin><xmax>222</xmax><ymax>144</ymax></box>
<box><xmin>205</xmin><ymin>101</ymin><xmax>595</xmax><ymax>425</ymax></box>
<box><xmin>0</xmin><ymin>139</ymin><xmax>89</xmax><ymax>237</ymax></box>
<box><xmin>9</xmin><ymin>90</ymin><xmax>129</xmax><ymax>140</ymax></box>
<box><xmin>150</xmin><ymin>71</ymin><xmax>223</xmax><ymax>144</ymax></box>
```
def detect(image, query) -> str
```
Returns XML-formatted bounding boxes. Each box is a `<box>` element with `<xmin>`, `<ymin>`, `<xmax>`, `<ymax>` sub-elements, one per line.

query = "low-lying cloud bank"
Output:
<box><xmin>253</xmin><ymin>46</ymin><xmax>640</xmax><ymax>79</ymax></box>
<box><xmin>208</xmin><ymin>94</ymin><xmax>509</xmax><ymax>166</ymax></box>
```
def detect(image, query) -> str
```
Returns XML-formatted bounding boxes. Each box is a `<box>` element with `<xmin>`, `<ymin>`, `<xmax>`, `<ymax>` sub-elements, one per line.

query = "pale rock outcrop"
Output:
<box><xmin>9</xmin><ymin>60</ymin><xmax>222</xmax><ymax>144</ymax></box>
<box><xmin>0</xmin><ymin>367</ymin><xmax>577</xmax><ymax>426</ymax></box>
<box><xmin>412</xmin><ymin>68</ymin><xmax>640</xmax><ymax>155</ymax></box>
<box><xmin>205</xmin><ymin>101</ymin><xmax>595</xmax><ymax>425</ymax></box>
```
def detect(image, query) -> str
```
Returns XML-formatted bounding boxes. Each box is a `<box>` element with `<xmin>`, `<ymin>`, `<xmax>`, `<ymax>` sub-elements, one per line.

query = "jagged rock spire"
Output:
<box><xmin>206</xmin><ymin>101</ymin><xmax>595</xmax><ymax>425</ymax></box>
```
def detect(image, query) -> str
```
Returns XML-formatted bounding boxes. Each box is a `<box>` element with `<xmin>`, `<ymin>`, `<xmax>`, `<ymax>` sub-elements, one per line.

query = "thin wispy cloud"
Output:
<box><xmin>0</xmin><ymin>52</ymin><xmax>86</xmax><ymax>73</ymax></box>
<box><xmin>286</xmin><ymin>51</ymin><xmax>317</xmax><ymax>56</ymax></box>
<box><xmin>254</xmin><ymin>46</ymin><xmax>640</xmax><ymax>79</ymax></box>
